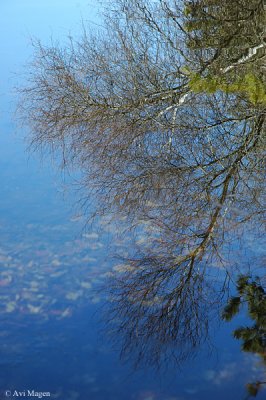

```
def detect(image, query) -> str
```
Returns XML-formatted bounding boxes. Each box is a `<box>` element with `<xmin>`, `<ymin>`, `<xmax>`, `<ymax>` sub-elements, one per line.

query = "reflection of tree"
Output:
<box><xmin>222</xmin><ymin>275</ymin><xmax>266</xmax><ymax>397</ymax></box>
<box><xmin>19</xmin><ymin>0</ymin><xmax>265</xmax><ymax>369</ymax></box>
<box><xmin>19</xmin><ymin>1</ymin><xmax>265</xmax><ymax>271</ymax></box>
<box><xmin>104</xmin><ymin>246</ymin><xmax>228</xmax><ymax>367</ymax></box>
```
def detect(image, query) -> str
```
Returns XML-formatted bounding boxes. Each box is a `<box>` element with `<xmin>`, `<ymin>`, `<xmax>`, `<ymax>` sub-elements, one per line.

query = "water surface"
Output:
<box><xmin>0</xmin><ymin>1</ymin><xmax>265</xmax><ymax>399</ymax></box>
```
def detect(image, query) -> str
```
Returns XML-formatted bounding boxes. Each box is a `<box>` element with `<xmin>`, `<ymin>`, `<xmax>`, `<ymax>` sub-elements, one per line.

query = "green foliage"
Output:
<box><xmin>222</xmin><ymin>275</ymin><xmax>266</xmax><ymax>353</ymax></box>
<box><xmin>242</xmin><ymin>74</ymin><xmax>266</xmax><ymax>105</ymax></box>
<box><xmin>184</xmin><ymin>4</ymin><xmax>192</xmax><ymax>17</ymax></box>
<box><xmin>184</xmin><ymin>0</ymin><xmax>264</xmax><ymax>54</ymax></box>
<box><xmin>188</xmin><ymin>72</ymin><xmax>266</xmax><ymax>105</ymax></box>
<box><xmin>223</xmin><ymin>275</ymin><xmax>266</xmax><ymax>397</ymax></box>
<box><xmin>237</xmin><ymin>275</ymin><xmax>250</xmax><ymax>295</ymax></box>
<box><xmin>222</xmin><ymin>296</ymin><xmax>241</xmax><ymax>321</ymax></box>
<box><xmin>222</xmin><ymin>276</ymin><xmax>266</xmax><ymax>338</ymax></box>
<box><xmin>184</xmin><ymin>0</ymin><xmax>265</xmax><ymax>106</ymax></box>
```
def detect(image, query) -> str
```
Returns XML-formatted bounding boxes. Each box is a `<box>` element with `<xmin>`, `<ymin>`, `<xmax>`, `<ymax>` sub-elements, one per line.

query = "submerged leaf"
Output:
<box><xmin>66</xmin><ymin>291</ymin><xmax>83</xmax><ymax>301</ymax></box>
<box><xmin>6</xmin><ymin>302</ymin><xmax>16</xmax><ymax>313</ymax></box>
<box><xmin>80</xmin><ymin>281</ymin><xmax>92</xmax><ymax>289</ymax></box>
<box><xmin>28</xmin><ymin>304</ymin><xmax>41</xmax><ymax>314</ymax></box>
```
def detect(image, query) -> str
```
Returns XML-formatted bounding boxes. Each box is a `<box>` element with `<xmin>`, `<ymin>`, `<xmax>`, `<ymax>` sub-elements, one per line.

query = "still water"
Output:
<box><xmin>0</xmin><ymin>1</ymin><xmax>265</xmax><ymax>399</ymax></box>
<box><xmin>0</xmin><ymin>125</ymin><xmax>264</xmax><ymax>400</ymax></box>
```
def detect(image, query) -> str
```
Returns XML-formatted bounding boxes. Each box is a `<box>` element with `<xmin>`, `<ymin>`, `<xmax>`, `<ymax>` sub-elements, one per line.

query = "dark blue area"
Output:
<box><xmin>0</xmin><ymin>122</ymin><xmax>264</xmax><ymax>400</ymax></box>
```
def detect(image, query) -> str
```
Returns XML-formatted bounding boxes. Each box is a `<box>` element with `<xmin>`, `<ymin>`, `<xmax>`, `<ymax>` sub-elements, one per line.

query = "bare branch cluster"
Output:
<box><xmin>18</xmin><ymin>0</ymin><xmax>266</xmax><ymax>366</ymax></box>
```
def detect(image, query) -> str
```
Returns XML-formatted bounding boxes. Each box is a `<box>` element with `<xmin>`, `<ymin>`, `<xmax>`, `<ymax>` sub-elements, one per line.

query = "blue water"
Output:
<box><xmin>0</xmin><ymin>1</ymin><xmax>265</xmax><ymax>399</ymax></box>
